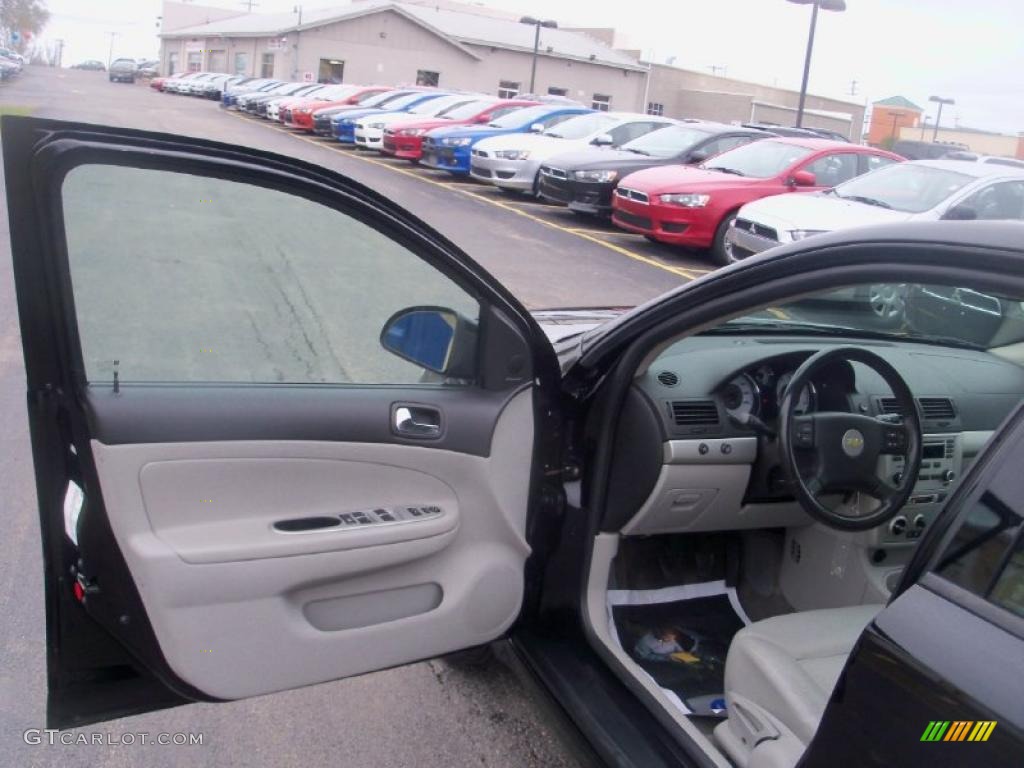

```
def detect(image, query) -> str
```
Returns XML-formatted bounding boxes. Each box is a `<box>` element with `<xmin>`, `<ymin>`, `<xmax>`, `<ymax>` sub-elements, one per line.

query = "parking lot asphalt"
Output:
<box><xmin>0</xmin><ymin>67</ymin><xmax>589</xmax><ymax>768</ymax></box>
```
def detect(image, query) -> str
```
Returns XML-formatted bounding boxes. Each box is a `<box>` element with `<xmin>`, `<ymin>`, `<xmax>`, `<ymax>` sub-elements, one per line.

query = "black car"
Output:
<box><xmin>537</xmin><ymin>122</ymin><xmax>771</xmax><ymax>215</ymax></box>
<box><xmin>742</xmin><ymin>122</ymin><xmax>850</xmax><ymax>142</ymax></box>
<box><xmin>5</xmin><ymin>116</ymin><xmax>1024</xmax><ymax>768</ymax></box>
<box><xmin>108</xmin><ymin>58</ymin><xmax>137</xmax><ymax>83</ymax></box>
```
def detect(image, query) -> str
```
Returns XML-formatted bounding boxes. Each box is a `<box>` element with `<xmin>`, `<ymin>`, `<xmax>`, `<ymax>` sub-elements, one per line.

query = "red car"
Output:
<box><xmin>612</xmin><ymin>137</ymin><xmax>904</xmax><ymax>264</ymax></box>
<box><xmin>150</xmin><ymin>72</ymin><xmax>185</xmax><ymax>91</ymax></box>
<box><xmin>380</xmin><ymin>99</ymin><xmax>539</xmax><ymax>162</ymax></box>
<box><xmin>285</xmin><ymin>85</ymin><xmax>391</xmax><ymax>132</ymax></box>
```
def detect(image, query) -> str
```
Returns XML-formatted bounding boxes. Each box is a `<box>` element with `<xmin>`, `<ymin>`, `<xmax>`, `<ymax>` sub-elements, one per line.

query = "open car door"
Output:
<box><xmin>3</xmin><ymin>116</ymin><xmax>562</xmax><ymax>728</ymax></box>
<box><xmin>803</xmin><ymin>402</ymin><xmax>1024</xmax><ymax>767</ymax></box>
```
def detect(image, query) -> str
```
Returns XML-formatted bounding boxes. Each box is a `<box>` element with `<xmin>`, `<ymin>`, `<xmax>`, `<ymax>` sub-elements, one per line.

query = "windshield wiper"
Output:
<box><xmin>623</xmin><ymin>147</ymin><xmax>650</xmax><ymax>156</ymax></box>
<box><xmin>838</xmin><ymin>194</ymin><xmax>893</xmax><ymax>209</ymax></box>
<box><xmin>706</xmin><ymin>166</ymin><xmax>745</xmax><ymax>176</ymax></box>
<box><xmin>544</xmin><ymin>132</ymin><xmax>563</xmax><ymax>138</ymax></box>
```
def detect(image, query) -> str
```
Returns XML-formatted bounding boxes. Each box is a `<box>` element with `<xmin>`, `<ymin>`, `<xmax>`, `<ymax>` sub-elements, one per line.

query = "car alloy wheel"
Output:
<box><xmin>712</xmin><ymin>214</ymin><xmax>740</xmax><ymax>267</ymax></box>
<box><xmin>867</xmin><ymin>284</ymin><xmax>907</xmax><ymax>327</ymax></box>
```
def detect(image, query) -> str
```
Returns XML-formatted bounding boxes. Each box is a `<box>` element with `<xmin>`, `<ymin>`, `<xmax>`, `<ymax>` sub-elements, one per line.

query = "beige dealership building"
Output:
<box><xmin>159</xmin><ymin>0</ymin><xmax>864</xmax><ymax>139</ymax></box>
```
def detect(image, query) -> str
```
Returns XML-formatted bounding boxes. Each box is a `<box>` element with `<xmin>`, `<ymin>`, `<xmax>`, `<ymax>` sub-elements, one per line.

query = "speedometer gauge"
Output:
<box><xmin>776</xmin><ymin>372</ymin><xmax>816</xmax><ymax>414</ymax></box>
<box><xmin>723</xmin><ymin>374</ymin><xmax>760</xmax><ymax>419</ymax></box>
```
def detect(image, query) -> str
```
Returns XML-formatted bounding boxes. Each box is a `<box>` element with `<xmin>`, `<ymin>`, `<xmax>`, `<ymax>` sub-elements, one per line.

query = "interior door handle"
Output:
<box><xmin>393</xmin><ymin>405</ymin><xmax>442</xmax><ymax>438</ymax></box>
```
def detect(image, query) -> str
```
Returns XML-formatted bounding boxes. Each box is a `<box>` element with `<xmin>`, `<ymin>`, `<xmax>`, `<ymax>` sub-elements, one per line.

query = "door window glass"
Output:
<box><xmin>233</xmin><ymin>52</ymin><xmax>247</xmax><ymax>76</ymax></box>
<box><xmin>802</xmin><ymin>152</ymin><xmax>859</xmax><ymax>187</ymax></box>
<box><xmin>935</xmin><ymin>439</ymin><xmax>1024</xmax><ymax>618</ymax></box>
<box><xmin>957</xmin><ymin>181</ymin><xmax>1024</xmax><ymax>221</ymax></box>
<box><xmin>416</xmin><ymin>70</ymin><xmax>440</xmax><ymax>87</ymax></box>
<box><xmin>60</xmin><ymin>165</ymin><xmax>479</xmax><ymax>385</ymax></box>
<box><xmin>260</xmin><ymin>53</ymin><xmax>274</xmax><ymax>78</ymax></box>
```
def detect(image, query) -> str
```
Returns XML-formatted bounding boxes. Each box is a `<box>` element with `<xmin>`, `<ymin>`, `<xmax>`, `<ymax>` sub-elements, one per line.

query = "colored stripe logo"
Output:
<box><xmin>920</xmin><ymin>721</ymin><xmax>997</xmax><ymax>742</ymax></box>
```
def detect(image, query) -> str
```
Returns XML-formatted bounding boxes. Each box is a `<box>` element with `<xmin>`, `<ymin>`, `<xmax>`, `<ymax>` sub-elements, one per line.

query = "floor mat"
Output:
<box><xmin>607</xmin><ymin>580</ymin><xmax>751</xmax><ymax>718</ymax></box>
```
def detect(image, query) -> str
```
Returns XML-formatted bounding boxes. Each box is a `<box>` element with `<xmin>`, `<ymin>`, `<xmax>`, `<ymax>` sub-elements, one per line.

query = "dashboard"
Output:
<box><xmin>603</xmin><ymin>335</ymin><xmax>1024</xmax><ymax>540</ymax></box>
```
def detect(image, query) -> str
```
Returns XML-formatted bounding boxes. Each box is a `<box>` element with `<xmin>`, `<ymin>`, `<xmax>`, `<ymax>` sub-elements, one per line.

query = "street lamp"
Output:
<box><xmin>787</xmin><ymin>0</ymin><xmax>846</xmax><ymax>128</ymax></box>
<box><xmin>520</xmin><ymin>16</ymin><xmax>557</xmax><ymax>95</ymax></box>
<box><xmin>106</xmin><ymin>31</ymin><xmax>119</xmax><ymax>68</ymax></box>
<box><xmin>929</xmin><ymin>95</ymin><xmax>955</xmax><ymax>142</ymax></box>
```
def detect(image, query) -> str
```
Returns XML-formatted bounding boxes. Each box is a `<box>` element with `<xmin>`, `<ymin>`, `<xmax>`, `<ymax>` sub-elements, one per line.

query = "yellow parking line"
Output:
<box><xmin>230</xmin><ymin>111</ymin><xmax>702</xmax><ymax>280</ymax></box>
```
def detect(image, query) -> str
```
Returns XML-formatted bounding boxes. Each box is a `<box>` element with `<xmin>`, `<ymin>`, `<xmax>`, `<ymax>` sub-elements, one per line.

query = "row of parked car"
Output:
<box><xmin>0</xmin><ymin>47</ymin><xmax>25</xmax><ymax>80</ymax></box>
<box><xmin>153</xmin><ymin>71</ymin><xmax>1024</xmax><ymax>266</ymax></box>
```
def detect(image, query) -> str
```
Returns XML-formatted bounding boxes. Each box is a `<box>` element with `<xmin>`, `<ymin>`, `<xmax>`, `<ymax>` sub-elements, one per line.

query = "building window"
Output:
<box><xmin>592</xmin><ymin>93</ymin><xmax>611</xmax><ymax>112</ymax></box>
<box><xmin>261</xmin><ymin>53</ymin><xmax>275</xmax><ymax>78</ymax></box>
<box><xmin>647</xmin><ymin>102</ymin><xmax>664</xmax><ymax>116</ymax></box>
<box><xmin>186</xmin><ymin>51</ymin><xmax>202</xmax><ymax>73</ymax></box>
<box><xmin>318</xmin><ymin>58</ymin><xmax>344</xmax><ymax>84</ymax></box>
<box><xmin>497</xmin><ymin>80</ymin><xmax>520</xmax><ymax>98</ymax></box>
<box><xmin>547</xmin><ymin>86</ymin><xmax>568</xmax><ymax>97</ymax></box>
<box><xmin>233</xmin><ymin>52</ymin><xmax>248</xmax><ymax>76</ymax></box>
<box><xmin>167</xmin><ymin>51</ymin><xmax>179</xmax><ymax>75</ymax></box>
<box><xmin>416</xmin><ymin>70</ymin><xmax>440</xmax><ymax>87</ymax></box>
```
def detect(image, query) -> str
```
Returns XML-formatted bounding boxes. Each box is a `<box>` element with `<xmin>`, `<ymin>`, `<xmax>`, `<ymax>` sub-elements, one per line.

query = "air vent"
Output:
<box><xmin>919</xmin><ymin>397</ymin><xmax>956</xmax><ymax>421</ymax></box>
<box><xmin>879</xmin><ymin>397</ymin><xmax>904</xmax><ymax>416</ymax></box>
<box><xmin>670</xmin><ymin>400</ymin><xmax>720</xmax><ymax>426</ymax></box>
<box><xmin>657</xmin><ymin>370</ymin><xmax>679</xmax><ymax>387</ymax></box>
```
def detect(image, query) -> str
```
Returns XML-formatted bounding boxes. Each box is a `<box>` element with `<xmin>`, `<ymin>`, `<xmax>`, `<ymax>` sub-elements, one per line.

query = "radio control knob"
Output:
<box><xmin>942</xmin><ymin>470</ymin><xmax>956</xmax><ymax>484</ymax></box>
<box><xmin>889</xmin><ymin>516</ymin><xmax>908</xmax><ymax>536</ymax></box>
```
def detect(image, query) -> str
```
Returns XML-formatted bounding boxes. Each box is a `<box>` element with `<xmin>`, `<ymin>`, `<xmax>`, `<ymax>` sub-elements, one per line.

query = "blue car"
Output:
<box><xmin>333</xmin><ymin>91</ymin><xmax>452</xmax><ymax>144</ymax></box>
<box><xmin>221</xmin><ymin>78</ymin><xmax>280</xmax><ymax>109</ymax></box>
<box><xmin>419</xmin><ymin>104</ymin><xmax>593</xmax><ymax>175</ymax></box>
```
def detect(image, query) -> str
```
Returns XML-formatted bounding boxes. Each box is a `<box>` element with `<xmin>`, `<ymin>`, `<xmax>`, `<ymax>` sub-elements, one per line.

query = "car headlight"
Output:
<box><xmin>658</xmin><ymin>193</ymin><xmax>711</xmax><ymax>208</ymax></box>
<box><xmin>573</xmin><ymin>169</ymin><xmax>618</xmax><ymax>183</ymax></box>
<box><xmin>442</xmin><ymin>137</ymin><xmax>473</xmax><ymax>147</ymax></box>
<box><xmin>296</xmin><ymin>108</ymin><xmax>311</xmax><ymax>114</ymax></box>
<box><xmin>398</xmin><ymin>128</ymin><xmax>427</xmax><ymax>137</ymax></box>
<box><xmin>494</xmin><ymin>149</ymin><xmax>530</xmax><ymax>160</ymax></box>
<box><xmin>788</xmin><ymin>229</ymin><xmax>829</xmax><ymax>241</ymax></box>
<box><xmin>368</xmin><ymin>122</ymin><xmax>386</xmax><ymax>129</ymax></box>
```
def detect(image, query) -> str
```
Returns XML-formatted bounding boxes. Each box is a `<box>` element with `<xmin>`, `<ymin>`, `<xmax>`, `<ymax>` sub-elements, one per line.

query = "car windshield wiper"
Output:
<box><xmin>623</xmin><ymin>147</ymin><xmax>650</xmax><ymax>155</ymax></box>
<box><xmin>705</xmin><ymin>166</ymin><xmax>745</xmax><ymax>176</ymax></box>
<box><xmin>837</xmin><ymin>194</ymin><xmax>893</xmax><ymax>209</ymax></box>
<box><xmin>544</xmin><ymin>132</ymin><xmax>564</xmax><ymax>138</ymax></box>
<box><xmin>704</xmin><ymin>319</ymin><xmax>984</xmax><ymax>349</ymax></box>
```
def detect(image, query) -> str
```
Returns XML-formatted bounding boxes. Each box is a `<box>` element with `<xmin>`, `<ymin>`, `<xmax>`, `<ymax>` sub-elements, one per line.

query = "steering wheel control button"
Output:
<box><xmin>883</xmin><ymin>426</ymin><xmax>907</xmax><ymax>452</ymax></box>
<box><xmin>889</xmin><ymin>516</ymin><xmax>908</xmax><ymax>536</ymax></box>
<box><xmin>794</xmin><ymin>422</ymin><xmax>814</xmax><ymax>447</ymax></box>
<box><xmin>841</xmin><ymin>429</ymin><xmax>865</xmax><ymax>458</ymax></box>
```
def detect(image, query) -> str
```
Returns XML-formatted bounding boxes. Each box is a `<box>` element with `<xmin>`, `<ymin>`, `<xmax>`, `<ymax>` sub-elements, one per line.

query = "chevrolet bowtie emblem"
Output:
<box><xmin>842</xmin><ymin>429</ymin><xmax>865</xmax><ymax>457</ymax></box>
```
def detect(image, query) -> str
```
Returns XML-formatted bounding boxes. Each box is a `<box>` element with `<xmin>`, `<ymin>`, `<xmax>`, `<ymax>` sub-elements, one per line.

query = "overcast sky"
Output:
<box><xmin>38</xmin><ymin>0</ymin><xmax>1024</xmax><ymax>135</ymax></box>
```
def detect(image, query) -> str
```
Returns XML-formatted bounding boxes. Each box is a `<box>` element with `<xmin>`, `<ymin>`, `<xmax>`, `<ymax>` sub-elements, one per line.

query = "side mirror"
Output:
<box><xmin>529</xmin><ymin>122</ymin><xmax>545</xmax><ymax>133</ymax></box>
<box><xmin>474</xmin><ymin>114</ymin><xmax>490</xmax><ymax>123</ymax></box>
<box><xmin>687</xmin><ymin>149</ymin><xmax>710</xmax><ymax>164</ymax></box>
<box><xmin>380</xmin><ymin>307</ymin><xmax>477</xmax><ymax>377</ymax></box>
<box><xmin>789</xmin><ymin>170</ymin><xmax>817</xmax><ymax>187</ymax></box>
<box><xmin>944</xmin><ymin>204</ymin><xmax>978</xmax><ymax>221</ymax></box>
<box><xmin>591</xmin><ymin>133</ymin><xmax>614</xmax><ymax>147</ymax></box>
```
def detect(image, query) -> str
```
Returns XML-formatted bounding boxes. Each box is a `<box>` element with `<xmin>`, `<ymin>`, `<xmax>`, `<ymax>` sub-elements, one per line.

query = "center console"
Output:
<box><xmin>877</xmin><ymin>433</ymin><xmax>963</xmax><ymax>545</ymax></box>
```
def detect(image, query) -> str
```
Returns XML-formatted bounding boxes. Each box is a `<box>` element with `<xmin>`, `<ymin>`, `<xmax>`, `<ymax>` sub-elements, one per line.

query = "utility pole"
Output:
<box><xmin>240</xmin><ymin>0</ymin><xmax>260</xmax><ymax>10</ymax></box>
<box><xmin>106</xmin><ymin>31</ymin><xmax>119</xmax><ymax>68</ymax></box>
<box><xmin>292</xmin><ymin>5</ymin><xmax>302</xmax><ymax>80</ymax></box>
<box><xmin>929</xmin><ymin>95</ymin><xmax>955</xmax><ymax>142</ymax></box>
<box><xmin>848</xmin><ymin>79</ymin><xmax>858</xmax><ymax>96</ymax></box>
<box><xmin>54</xmin><ymin>38</ymin><xmax>64</xmax><ymax>68</ymax></box>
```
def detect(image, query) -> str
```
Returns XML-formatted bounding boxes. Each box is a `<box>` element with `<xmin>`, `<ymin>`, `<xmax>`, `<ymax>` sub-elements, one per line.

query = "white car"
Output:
<box><xmin>469</xmin><ymin>112</ymin><xmax>677</xmax><ymax>194</ymax></box>
<box><xmin>353</xmin><ymin>93</ymin><xmax>487</xmax><ymax>150</ymax></box>
<box><xmin>725</xmin><ymin>159</ymin><xmax>1024</xmax><ymax>263</ymax></box>
<box><xmin>266</xmin><ymin>84</ymin><xmax>326</xmax><ymax>120</ymax></box>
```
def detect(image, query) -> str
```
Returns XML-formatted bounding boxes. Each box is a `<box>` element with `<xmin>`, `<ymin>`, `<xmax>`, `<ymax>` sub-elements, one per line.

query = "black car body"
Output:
<box><xmin>4</xmin><ymin>116</ymin><xmax>1024</xmax><ymax>768</ymax></box>
<box><xmin>537</xmin><ymin>122</ymin><xmax>771</xmax><ymax>215</ymax></box>
<box><xmin>108</xmin><ymin>58</ymin><xmax>137</xmax><ymax>83</ymax></box>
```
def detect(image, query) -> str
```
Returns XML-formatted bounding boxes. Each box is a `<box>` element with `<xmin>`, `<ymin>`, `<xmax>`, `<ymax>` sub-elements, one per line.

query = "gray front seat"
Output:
<box><xmin>714</xmin><ymin>604</ymin><xmax>882</xmax><ymax>768</ymax></box>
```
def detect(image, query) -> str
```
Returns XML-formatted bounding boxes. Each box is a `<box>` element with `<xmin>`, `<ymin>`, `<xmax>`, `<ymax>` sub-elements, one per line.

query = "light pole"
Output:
<box><xmin>787</xmin><ymin>0</ymin><xmax>846</xmax><ymax>127</ymax></box>
<box><xmin>519</xmin><ymin>16</ymin><xmax>557</xmax><ymax>95</ymax></box>
<box><xmin>919</xmin><ymin>115</ymin><xmax>931</xmax><ymax>141</ymax></box>
<box><xmin>106</xmin><ymin>31</ymin><xmax>119</xmax><ymax>68</ymax></box>
<box><xmin>929</xmin><ymin>95</ymin><xmax>954</xmax><ymax>143</ymax></box>
<box><xmin>292</xmin><ymin>5</ymin><xmax>303</xmax><ymax>80</ymax></box>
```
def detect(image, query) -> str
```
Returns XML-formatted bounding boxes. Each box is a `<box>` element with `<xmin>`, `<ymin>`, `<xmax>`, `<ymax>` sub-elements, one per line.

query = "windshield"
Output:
<box><xmin>702</xmin><ymin>140</ymin><xmax>815</xmax><ymax>178</ymax></box>
<box><xmin>622</xmin><ymin>125</ymin><xmax>714</xmax><ymax>158</ymax></box>
<box><xmin>379</xmin><ymin>91</ymin><xmax>432</xmax><ymax>110</ymax></box>
<box><xmin>544</xmin><ymin>112</ymin><xmax>617</xmax><ymax>139</ymax></box>
<box><xmin>438</xmin><ymin>100</ymin><xmax>495</xmax><ymax>120</ymax></box>
<box><xmin>356</xmin><ymin>89</ymin><xmax>392</xmax><ymax>105</ymax></box>
<box><xmin>831</xmin><ymin>164</ymin><xmax>976</xmax><ymax>213</ymax></box>
<box><xmin>407</xmin><ymin>95</ymin><xmax>462</xmax><ymax>115</ymax></box>
<box><xmin>490</xmin><ymin>105</ymin><xmax>563</xmax><ymax>128</ymax></box>
<box><xmin>711</xmin><ymin>284</ymin><xmax>1024</xmax><ymax>350</ymax></box>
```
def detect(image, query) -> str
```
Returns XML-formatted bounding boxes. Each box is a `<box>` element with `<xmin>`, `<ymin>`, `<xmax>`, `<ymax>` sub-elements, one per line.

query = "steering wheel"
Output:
<box><xmin>778</xmin><ymin>347</ymin><xmax>922</xmax><ymax>531</ymax></box>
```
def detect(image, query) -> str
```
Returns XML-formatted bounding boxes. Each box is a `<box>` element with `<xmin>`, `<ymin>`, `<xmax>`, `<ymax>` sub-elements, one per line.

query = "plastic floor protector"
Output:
<box><xmin>607</xmin><ymin>580</ymin><xmax>751</xmax><ymax>718</ymax></box>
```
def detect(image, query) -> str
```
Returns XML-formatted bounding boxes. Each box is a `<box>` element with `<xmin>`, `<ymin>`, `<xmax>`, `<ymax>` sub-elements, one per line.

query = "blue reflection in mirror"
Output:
<box><xmin>381</xmin><ymin>309</ymin><xmax>456</xmax><ymax>372</ymax></box>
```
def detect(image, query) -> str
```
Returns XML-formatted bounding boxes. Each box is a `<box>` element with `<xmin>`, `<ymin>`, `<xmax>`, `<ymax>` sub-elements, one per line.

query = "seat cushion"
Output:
<box><xmin>724</xmin><ymin>604</ymin><xmax>881</xmax><ymax>745</ymax></box>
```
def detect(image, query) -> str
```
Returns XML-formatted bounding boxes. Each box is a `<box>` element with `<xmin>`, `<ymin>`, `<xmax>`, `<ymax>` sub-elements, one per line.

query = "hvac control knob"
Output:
<box><xmin>889</xmin><ymin>516</ymin><xmax>908</xmax><ymax>536</ymax></box>
<box><xmin>913</xmin><ymin>514</ymin><xmax>927</xmax><ymax>530</ymax></box>
<box><xmin>942</xmin><ymin>470</ymin><xmax>956</xmax><ymax>484</ymax></box>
